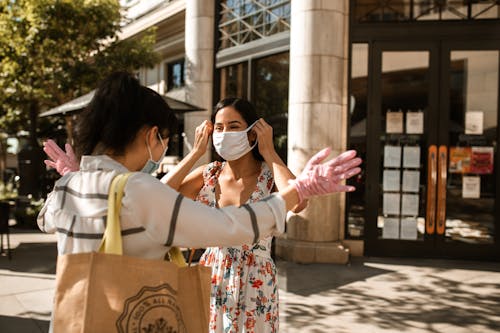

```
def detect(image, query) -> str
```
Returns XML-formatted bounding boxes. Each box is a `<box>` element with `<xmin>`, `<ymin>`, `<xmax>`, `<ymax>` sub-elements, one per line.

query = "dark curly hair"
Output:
<box><xmin>74</xmin><ymin>71</ymin><xmax>177</xmax><ymax>157</ymax></box>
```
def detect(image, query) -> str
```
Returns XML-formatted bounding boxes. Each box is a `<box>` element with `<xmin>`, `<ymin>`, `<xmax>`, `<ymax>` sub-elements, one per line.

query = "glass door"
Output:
<box><xmin>365</xmin><ymin>41</ymin><xmax>500</xmax><ymax>260</ymax></box>
<box><xmin>437</xmin><ymin>42</ymin><xmax>500</xmax><ymax>259</ymax></box>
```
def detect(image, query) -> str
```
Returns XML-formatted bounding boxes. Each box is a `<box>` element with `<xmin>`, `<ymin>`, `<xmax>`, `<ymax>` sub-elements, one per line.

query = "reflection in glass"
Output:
<box><xmin>220</xmin><ymin>62</ymin><xmax>248</xmax><ymax>99</ymax></box>
<box><xmin>445</xmin><ymin>50</ymin><xmax>499</xmax><ymax>244</ymax></box>
<box><xmin>348</xmin><ymin>43</ymin><xmax>369</xmax><ymax>239</ymax></box>
<box><xmin>253</xmin><ymin>52</ymin><xmax>289</xmax><ymax>161</ymax></box>
<box><xmin>378</xmin><ymin>51</ymin><xmax>429</xmax><ymax>241</ymax></box>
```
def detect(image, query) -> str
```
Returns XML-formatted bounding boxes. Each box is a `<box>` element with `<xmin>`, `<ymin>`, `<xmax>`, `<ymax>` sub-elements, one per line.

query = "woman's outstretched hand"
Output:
<box><xmin>289</xmin><ymin>148</ymin><xmax>362</xmax><ymax>203</ymax></box>
<box><xmin>43</xmin><ymin>139</ymin><xmax>80</xmax><ymax>176</ymax></box>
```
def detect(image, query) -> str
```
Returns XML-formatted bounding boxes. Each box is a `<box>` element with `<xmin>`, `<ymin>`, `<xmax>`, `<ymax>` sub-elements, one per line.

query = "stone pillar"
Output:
<box><xmin>276</xmin><ymin>0</ymin><xmax>350</xmax><ymax>263</ymax></box>
<box><xmin>184</xmin><ymin>0</ymin><xmax>214</xmax><ymax>164</ymax></box>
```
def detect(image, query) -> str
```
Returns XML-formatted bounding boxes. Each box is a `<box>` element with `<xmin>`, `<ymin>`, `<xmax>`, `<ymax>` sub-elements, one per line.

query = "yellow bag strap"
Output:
<box><xmin>99</xmin><ymin>173</ymin><xmax>132</xmax><ymax>255</ymax></box>
<box><xmin>98</xmin><ymin>172</ymin><xmax>188</xmax><ymax>268</ymax></box>
<box><xmin>167</xmin><ymin>246</ymin><xmax>187</xmax><ymax>267</ymax></box>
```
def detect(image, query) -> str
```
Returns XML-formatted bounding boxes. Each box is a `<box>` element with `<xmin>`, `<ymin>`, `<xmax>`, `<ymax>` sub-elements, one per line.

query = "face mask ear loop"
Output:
<box><xmin>246</xmin><ymin>121</ymin><xmax>259</xmax><ymax>149</ymax></box>
<box><xmin>146</xmin><ymin>133</ymin><xmax>154</xmax><ymax>160</ymax></box>
<box><xmin>157</xmin><ymin>132</ymin><xmax>166</xmax><ymax>150</ymax></box>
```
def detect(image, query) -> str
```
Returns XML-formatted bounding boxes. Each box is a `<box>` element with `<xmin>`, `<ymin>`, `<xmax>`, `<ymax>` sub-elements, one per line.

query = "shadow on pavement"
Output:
<box><xmin>364</xmin><ymin>256</ymin><xmax>500</xmax><ymax>273</ymax></box>
<box><xmin>277</xmin><ymin>257</ymin><xmax>393</xmax><ymax>295</ymax></box>
<box><xmin>0</xmin><ymin>315</ymin><xmax>49</xmax><ymax>333</ymax></box>
<box><xmin>0</xmin><ymin>242</ymin><xmax>57</xmax><ymax>275</ymax></box>
<box><xmin>279</xmin><ymin>257</ymin><xmax>500</xmax><ymax>332</ymax></box>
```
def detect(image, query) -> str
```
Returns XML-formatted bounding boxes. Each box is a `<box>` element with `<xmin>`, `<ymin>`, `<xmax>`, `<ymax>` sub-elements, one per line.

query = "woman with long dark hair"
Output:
<box><xmin>41</xmin><ymin>72</ymin><xmax>362</xmax><ymax>329</ymax></box>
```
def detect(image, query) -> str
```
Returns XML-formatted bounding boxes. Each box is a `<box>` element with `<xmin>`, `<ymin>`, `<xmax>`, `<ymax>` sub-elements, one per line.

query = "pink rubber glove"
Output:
<box><xmin>43</xmin><ymin>139</ymin><xmax>80</xmax><ymax>176</ymax></box>
<box><xmin>290</xmin><ymin>148</ymin><xmax>362</xmax><ymax>203</ymax></box>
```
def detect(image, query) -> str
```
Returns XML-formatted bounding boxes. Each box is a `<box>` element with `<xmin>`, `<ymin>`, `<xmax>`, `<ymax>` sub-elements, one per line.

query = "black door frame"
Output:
<box><xmin>352</xmin><ymin>21</ymin><xmax>500</xmax><ymax>260</ymax></box>
<box><xmin>365</xmin><ymin>41</ymin><xmax>441</xmax><ymax>258</ymax></box>
<box><xmin>436</xmin><ymin>40</ymin><xmax>500</xmax><ymax>259</ymax></box>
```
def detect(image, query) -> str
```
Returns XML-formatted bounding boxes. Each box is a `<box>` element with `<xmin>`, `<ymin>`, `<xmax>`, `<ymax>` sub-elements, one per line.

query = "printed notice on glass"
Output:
<box><xmin>383</xmin><ymin>170</ymin><xmax>400</xmax><ymax>192</ymax></box>
<box><xmin>465</xmin><ymin>111</ymin><xmax>483</xmax><ymax>135</ymax></box>
<box><xmin>402</xmin><ymin>170</ymin><xmax>420</xmax><ymax>192</ymax></box>
<box><xmin>384</xmin><ymin>145</ymin><xmax>401</xmax><ymax>168</ymax></box>
<box><xmin>470</xmin><ymin>146</ymin><xmax>494</xmax><ymax>175</ymax></box>
<box><xmin>401</xmin><ymin>193</ymin><xmax>419</xmax><ymax>216</ymax></box>
<box><xmin>449</xmin><ymin>147</ymin><xmax>471</xmax><ymax>173</ymax></box>
<box><xmin>382</xmin><ymin>218</ymin><xmax>399</xmax><ymax>239</ymax></box>
<box><xmin>386</xmin><ymin>111</ymin><xmax>403</xmax><ymax>133</ymax></box>
<box><xmin>383</xmin><ymin>193</ymin><xmax>400</xmax><ymax>215</ymax></box>
<box><xmin>406</xmin><ymin>111</ymin><xmax>424</xmax><ymax>134</ymax></box>
<box><xmin>400</xmin><ymin>218</ymin><xmax>418</xmax><ymax>240</ymax></box>
<box><xmin>462</xmin><ymin>176</ymin><xmax>480</xmax><ymax>199</ymax></box>
<box><xmin>403</xmin><ymin>146</ymin><xmax>420</xmax><ymax>168</ymax></box>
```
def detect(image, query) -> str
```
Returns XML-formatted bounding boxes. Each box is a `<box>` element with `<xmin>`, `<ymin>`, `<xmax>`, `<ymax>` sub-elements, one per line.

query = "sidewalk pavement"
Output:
<box><xmin>1</xmin><ymin>228</ymin><xmax>499</xmax><ymax>333</ymax></box>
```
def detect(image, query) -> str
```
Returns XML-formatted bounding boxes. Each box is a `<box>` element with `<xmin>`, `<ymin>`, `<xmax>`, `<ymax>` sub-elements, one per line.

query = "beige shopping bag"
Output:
<box><xmin>52</xmin><ymin>173</ymin><xmax>211</xmax><ymax>333</ymax></box>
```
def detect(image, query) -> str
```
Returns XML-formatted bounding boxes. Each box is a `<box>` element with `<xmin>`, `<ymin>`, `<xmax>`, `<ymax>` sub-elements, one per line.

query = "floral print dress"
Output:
<box><xmin>197</xmin><ymin>161</ymin><xmax>279</xmax><ymax>333</ymax></box>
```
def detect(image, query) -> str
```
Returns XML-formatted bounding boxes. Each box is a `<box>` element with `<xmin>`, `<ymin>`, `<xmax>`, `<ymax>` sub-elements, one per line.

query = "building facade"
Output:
<box><xmin>122</xmin><ymin>0</ymin><xmax>500</xmax><ymax>262</ymax></box>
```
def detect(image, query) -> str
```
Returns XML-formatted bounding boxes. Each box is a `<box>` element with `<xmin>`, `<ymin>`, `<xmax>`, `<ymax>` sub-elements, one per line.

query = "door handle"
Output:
<box><xmin>426</xmin><ymin>145</ymin><xmax>437</xmax><ymax>235</ymax></box>
<box><xmin>436</xmin><ymin>145</ymin><xmax>447</xmax><ymax>235</ymax></box>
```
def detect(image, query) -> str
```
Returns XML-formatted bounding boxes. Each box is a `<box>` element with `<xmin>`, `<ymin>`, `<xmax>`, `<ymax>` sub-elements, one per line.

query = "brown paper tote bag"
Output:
<box><xmin>52</xmin><ymin>173</ymin><xmax>211</xmax><ymax>333</ymax></box>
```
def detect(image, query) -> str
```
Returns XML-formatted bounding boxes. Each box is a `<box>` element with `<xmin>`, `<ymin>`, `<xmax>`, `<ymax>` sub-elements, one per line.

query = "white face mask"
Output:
<box><xmin>212</xmin><ymin>121</ymin><xmax>258</xmax><ymax>161</ymax></box>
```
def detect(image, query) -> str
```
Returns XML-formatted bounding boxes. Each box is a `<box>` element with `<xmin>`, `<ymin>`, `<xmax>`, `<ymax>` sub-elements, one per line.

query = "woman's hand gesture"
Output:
<box><xmin>290</xmin><ymin>148</ymin><xmax>362</xmax><ymax>203</ymax></box>
<box><xmin>43</xmin><ymin>139</ymin><xmax>80</xmax><ymax>176</ymax></box>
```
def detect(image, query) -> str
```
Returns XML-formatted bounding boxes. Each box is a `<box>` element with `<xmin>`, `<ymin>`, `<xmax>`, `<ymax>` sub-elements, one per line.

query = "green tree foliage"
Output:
<box><xmin>0</xmin><ymin>0</ymin><xmax>159</xmax><ymax>143</ymax></box>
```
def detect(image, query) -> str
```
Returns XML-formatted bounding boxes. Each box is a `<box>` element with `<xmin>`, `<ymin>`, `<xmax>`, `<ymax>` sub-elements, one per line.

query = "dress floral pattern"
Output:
<box><xmin>197</xmin><ymin>161</ymin><xmax>278</xmax><ymax>333</ymax></box>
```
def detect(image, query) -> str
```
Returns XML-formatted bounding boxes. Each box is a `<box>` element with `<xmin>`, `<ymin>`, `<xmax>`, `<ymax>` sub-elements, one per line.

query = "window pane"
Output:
<box><xmin>354</xmin><ymin>0</ymin><xmax>500</xmax><ymax>22</ymax></box>
<box><xmin>445</xmin><ymin>50</ymin><xmax>499</xmax><ymax>244</ymax></box>
<box><xmin>472</xmin><ymin>1</ymin><xmax>500</xmax><ymax>19</ymax></box>
<box><xmin>355</xmin><ymin>0</ymin><xmax>412</xmax><ymax>22</ymax></box>
<box><xmin>219</xmin><ymin>62</ymin><xmax>248</xmax><ymax>99</ymax></box>
<box><xmin>218</xmin><ymin>0</ymin><xmax>291</xmax><ymax>50</ymax></box>
<box><xmin>166</xmin><ymin>59</ymin><xmax>185</xmax><ymax>91</ymax></box>
<box><xmin>253</xmin><ymin>52</ymin><xmax>289</xmax><ymax>161</ymax></box>
<box><xmin>378</xmin><ymin>51</ymin><xmax>430</xmax><ymax>241</ymax></box>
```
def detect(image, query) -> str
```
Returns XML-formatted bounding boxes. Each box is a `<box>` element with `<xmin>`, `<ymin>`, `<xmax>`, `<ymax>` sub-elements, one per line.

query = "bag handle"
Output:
<box><xmin>165</xmin><ymin>193</ymin><xmax>189</xmax><ymax>267</ymax></box>
<box><xmin>99</xmin><ymin>173</ymin><xmax>189</xmax><ymax>268</ymax></box>
<box><xmin>99</xmin><ymin>173</ymin><xmax>132</xmax><ymax>255</ymax></box>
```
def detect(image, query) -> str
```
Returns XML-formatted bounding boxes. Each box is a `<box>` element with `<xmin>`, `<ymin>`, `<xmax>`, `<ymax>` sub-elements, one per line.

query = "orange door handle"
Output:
<box><xmin>426</xmin><ymin>145</ymin><xmax>437</xmax><ymax>235</ymax></box>
<box><xmin>436</xmin><ymin>145</ymin><xmax>447</xmax><ymax>235</ymax></box>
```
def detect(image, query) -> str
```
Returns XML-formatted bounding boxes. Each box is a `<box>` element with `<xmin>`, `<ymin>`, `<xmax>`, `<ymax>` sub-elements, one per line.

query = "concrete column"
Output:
<box><xmin>184</xmin><ymin>0</ymin><xmax>214</xmax><ymax>164</ymax></box>
<box><xmin>276</xmin><ymin>0</ymin><xmax>350</xmax><ymax>263</ymax></box>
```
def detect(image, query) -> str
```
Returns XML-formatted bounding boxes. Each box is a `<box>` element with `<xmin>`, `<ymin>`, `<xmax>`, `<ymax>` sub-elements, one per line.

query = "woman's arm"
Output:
<box><xmin>130</xmin><ymin>147</ymin><xmax>361</xmax><ymax>248</ymax></box>
<box><xmin>161</xmin><ymin>120</ymin><xmax>213</xmax><ymax>192</ymax></box>
<box><xmin>252</xmin><ymin>118</ymin><xmax>307</xmax><ymax>213</ymax></box>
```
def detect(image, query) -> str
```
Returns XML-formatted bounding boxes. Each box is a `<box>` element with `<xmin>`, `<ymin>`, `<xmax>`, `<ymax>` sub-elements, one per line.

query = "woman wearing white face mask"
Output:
<box><xmin>162</xmin><ymin>98</ymin><xmax>311</xmax><ymax>333</ymax></box>
<box><xmin>42</xmin><ymin>89</ymin><xmax>362</xmax><ymax>332</ymax></box>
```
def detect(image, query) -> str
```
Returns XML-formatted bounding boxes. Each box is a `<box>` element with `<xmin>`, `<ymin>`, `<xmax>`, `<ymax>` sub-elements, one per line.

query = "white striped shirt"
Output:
<box><xmin>38</xmin><ymin>155</ymin><xmax>286</xmax><ymax>259</ymax></box>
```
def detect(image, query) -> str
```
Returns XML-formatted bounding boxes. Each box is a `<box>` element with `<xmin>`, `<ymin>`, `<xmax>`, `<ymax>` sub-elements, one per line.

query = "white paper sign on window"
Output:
<box><xmin>465</xmin><ymin>111</ymin><xmax>483</xmax><ymax>135</ymax></box>
<box><xmin>406</xmin><ymin>111</ymin><xmax>424</xmax><ymax>134</ymax></box>
<box><xmin>402</xmin><ymin>170</ymin><xmax>420</xmax><ymax>193</ymax></box>
<box><xmin>382</xmin><ymin>218</ymin><xmax>400</xmax><ymax>239</ymax></box>
<box><xmin>386</xmin><ymin>111</ymin><xmax>404</xmax><ymax>134</ymax></box>
<box><xmin>401</xmin><ymin>193</ymin><xmax>419</xmax><ymax>216</ymax></box>
<box><xmin>462</xmin><ymin>176</ymin><xmax>481</xmax><ymax>199</ymax></box>
<box><xmin>384</xmin><ymin>145</ymin><xmax>401</xmax><ymax>168</ymax></box>
<box><xmin>383</xmin><ymin>193</ymin><xmax>400</xmax><ymax>215</ymax></box>
<box><xmin>403</xmin><ymin>146</ymin><xmax>420</xmax><ymax>168</ymax></box>
<box><xmin>401</xmin><ymin>218</ymin><xmax>418</xmax><ymax>240</ymax></box>
<box><xmin>383</xmin><ymin>170</ymin><xmax>400</xmax><ymax>192</ymax></box>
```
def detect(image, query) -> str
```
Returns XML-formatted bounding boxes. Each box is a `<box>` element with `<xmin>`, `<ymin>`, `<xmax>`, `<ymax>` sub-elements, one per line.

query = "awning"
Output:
<box><xmin>39</xmin><ymin>90</ymin><xmax>205</xmax><ymax>117</ymax></box>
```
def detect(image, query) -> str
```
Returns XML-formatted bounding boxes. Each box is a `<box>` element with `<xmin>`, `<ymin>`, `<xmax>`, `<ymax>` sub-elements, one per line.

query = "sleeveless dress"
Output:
<box><xmin>197</xmin><ymin>161</ymin><xmax>279</xmax><ymax>333</ymax></box>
